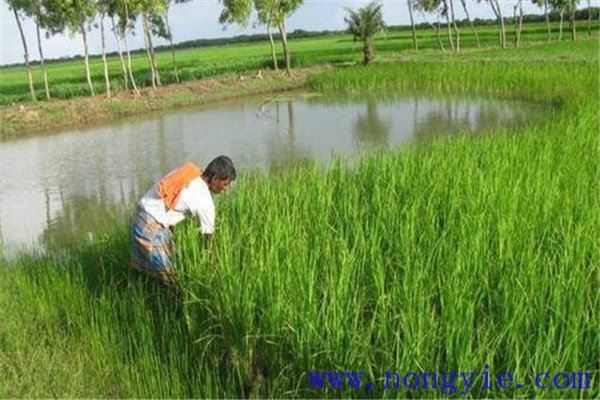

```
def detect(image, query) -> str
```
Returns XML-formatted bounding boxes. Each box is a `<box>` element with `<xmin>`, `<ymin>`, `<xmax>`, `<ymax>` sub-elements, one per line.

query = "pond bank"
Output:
<box><xmin>0</xmin><ymin>66</ymin><xmax>331</xmax><ymax>140</ymax></box>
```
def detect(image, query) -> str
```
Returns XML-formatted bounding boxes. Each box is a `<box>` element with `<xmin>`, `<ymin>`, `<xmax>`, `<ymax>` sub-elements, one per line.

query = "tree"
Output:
<box><xmin>415</xmin><ymin>0</ymin><xmax>446</xmax><ymax>52</ymax></box>
<box><xmin>163</xmin><ymin>0</ymin><xmax>193</xmax><ymax>83</ymax></box>
<box><xmin>484</xmin><ymin>0</ymin><xmax>506</xmax><ymax>48</ymax></box>
<box><xmin>587</xmin><ymin>0</ymin><xmax>592</xmax><ymax>36</ymax></box>
<box><xmin>269</xmin><ymin>0</ymin><xmax>303</xmax><ymax>75</ymax></box>
<box><xmin>219</xmin><ymin>0</ymin><xmax>302</xmax><ymax>75</ymax></box>
<box><xmin>549</xmin><ymin>0</ymin><xmax>567</xmax><ymax>41</ymax></box>
<box><xmin>110</xmin><ymin>14</ymin><xmax>129</xmax><ymax>90</ymax></box>
<box><xmin>566</xmin><ymin>0</ymin><xmax>581</xmax><ymax>40</ymax></box>
<box><xmin>344</xmin><ymin>2</ymin><xmax>386</xmax><ymax>65</ymax></box>
<box><xmin>7</xmin><ymin>0</ymin><xmax>36</xmax><ymax>101</ymax></box>
<box><xmin>128</xmin><ymin>0</ymin><xmax>168</xmax><ymax>90</ymax></box>
<box><xmin>514</xmin><ymin>0</ymin><xmax>524</xmax><ymax>47</ymax></box>
<box><xmin>98</xmin><ymin>0</ymin><xmax>112</xmax><ymax>97</ymax></box>
<box><xmin>459</xmin><ymin>0</ymin><xmax>480</xmax><ymax>47</ymax></box>
<box><xmin>109</xmin><ymin>0</ymin><xmax>141</xmax><ymax>95</ymax></box>
<box><xmin>532</xmin><ymin>0</ymin><xmax>552</xmax><ymax>42</ymax></box>
<box><xmin>254</xmin><ymin>0</ymin><xmax>281</xmax><ymax>70</ymax></box>
<box><xmin>441</xmin><ymin>0</ymin><xmax>454</xmax><ymax>50</ymax></box>
<box><xmin>27</xmin><ymin>0</ymin><xmax>51</xmax><ymax>99</ymax></box>
<box><xmin>407</xmin><ymin>0</ymin><xmax>418</xmax><ymax>51</ymax></box>
<box><xmin>57</xmin><ymin>0</ymin><xmax>98</xmax><ymax>95</ymax></box>
<box><xmin>447</xmin><ymin>0</ymin><xmax>459</xmax><ymax>51</ymax></box>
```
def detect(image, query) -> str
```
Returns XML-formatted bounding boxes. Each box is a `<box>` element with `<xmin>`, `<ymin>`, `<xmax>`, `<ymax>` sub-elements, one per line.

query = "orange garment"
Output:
<box><xmin>157</xmin><ymin>162</ymin><xmax>203</xmax><ymax>210</ymax></box>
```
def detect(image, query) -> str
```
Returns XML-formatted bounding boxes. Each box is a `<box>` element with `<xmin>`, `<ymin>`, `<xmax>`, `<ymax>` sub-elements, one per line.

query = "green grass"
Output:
<box><xmin>1</xmin><ymin>40</ymin><xmax>598</xmax><ymax>398</ymax></box>
<box><xmin>0</xmin><ymin>20</ymin><xmax>598</xmax><ymax>105</ymax></box>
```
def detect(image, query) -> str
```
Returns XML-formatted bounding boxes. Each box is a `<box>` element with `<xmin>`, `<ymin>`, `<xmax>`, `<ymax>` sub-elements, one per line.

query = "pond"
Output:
<box><xmin>0</xmin><ymin>93</ymin><xmax>547</xmax><ymax>254</ymax></box>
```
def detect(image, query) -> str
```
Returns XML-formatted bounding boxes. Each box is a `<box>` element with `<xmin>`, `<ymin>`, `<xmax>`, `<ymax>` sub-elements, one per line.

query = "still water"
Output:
<box><xmin>0</xmin><ymin>93</ymin><xmax>545</xmax><ymax>254</ymax></box>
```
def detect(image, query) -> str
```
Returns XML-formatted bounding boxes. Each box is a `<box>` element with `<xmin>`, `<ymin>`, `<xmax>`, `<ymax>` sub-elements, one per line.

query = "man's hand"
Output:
<box><xmin>202</xmin><ymin>233</ymin><xmax>218</xmax><ymax>269</ymax></box>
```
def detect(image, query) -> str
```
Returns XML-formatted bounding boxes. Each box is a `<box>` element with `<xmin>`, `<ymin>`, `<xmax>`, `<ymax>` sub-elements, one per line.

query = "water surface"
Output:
<box><xmin>0</xmin><ymin>93</ymin><xmax>546</xmax><ymax>254</ymax></box>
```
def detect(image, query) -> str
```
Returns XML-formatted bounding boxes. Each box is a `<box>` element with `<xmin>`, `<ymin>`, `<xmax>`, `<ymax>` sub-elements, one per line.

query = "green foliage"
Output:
<box><xmin>219</xmin><ymin>0</ymin><xmax>252</xmax><ymax>26</ymax></box>
<box><xmin>344</xmin><ymin>1</ymin><xmax>386</xmax><ymax>42</ymax></box>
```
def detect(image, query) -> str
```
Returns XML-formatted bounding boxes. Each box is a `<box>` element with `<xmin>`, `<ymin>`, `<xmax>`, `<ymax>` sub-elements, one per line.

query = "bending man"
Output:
<box><xmin>130</xmin><ymin>155</ymin><xmax>236</xmax><ymax>298</ymax></box>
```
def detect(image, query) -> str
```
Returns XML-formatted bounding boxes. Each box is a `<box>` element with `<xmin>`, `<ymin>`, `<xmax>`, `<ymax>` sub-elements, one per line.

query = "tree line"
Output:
<box><xmin>6</xmin><ymin>0</ymin><xmax>599</xmax><ymax>102</ymax></box>
<box><xmin>403</xmin><ymin>0</ymin><xmax>595</xmax><ymax>53</ymax></box>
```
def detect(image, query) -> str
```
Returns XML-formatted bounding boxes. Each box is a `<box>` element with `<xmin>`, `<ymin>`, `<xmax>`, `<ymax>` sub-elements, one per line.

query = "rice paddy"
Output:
<box><xmin>0</xmin><ymin>34</ymin><xmax>598</xmax><ymax>398</ymax></box>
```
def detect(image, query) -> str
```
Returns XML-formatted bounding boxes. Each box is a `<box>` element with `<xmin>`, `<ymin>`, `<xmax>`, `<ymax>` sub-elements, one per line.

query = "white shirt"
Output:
<box><xmin>139</xmin><ymin>177</ymin><xmax>215</xmax><ymax>234</ymax></box>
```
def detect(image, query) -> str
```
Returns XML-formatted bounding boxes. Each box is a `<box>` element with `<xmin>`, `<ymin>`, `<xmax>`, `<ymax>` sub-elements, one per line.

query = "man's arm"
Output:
<box><xmin>201</xmin><ymin>233</ymin><xmax>218</xmax><ymax>268</ymax></box>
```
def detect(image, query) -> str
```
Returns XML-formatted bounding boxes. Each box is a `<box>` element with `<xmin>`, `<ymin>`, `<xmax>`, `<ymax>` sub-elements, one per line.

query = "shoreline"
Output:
<box><xmin>0</xmin><ymin>66</ymin><xmax>330</xmax><ymax>141</ymax></box>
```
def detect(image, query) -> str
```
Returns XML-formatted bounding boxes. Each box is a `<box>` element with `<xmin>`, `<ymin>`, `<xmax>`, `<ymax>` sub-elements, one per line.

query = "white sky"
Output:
<box><xmin>0</xmin><ymin>0</ymin><xmax>586</xmax><ymax>65</ymax></box>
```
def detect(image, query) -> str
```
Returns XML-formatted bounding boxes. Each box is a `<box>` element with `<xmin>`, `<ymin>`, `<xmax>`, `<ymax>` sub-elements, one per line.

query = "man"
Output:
<box><xmin>130</xmin><ymin>155</ymin><xmax>236</xmax><ymax>298</ymax></box>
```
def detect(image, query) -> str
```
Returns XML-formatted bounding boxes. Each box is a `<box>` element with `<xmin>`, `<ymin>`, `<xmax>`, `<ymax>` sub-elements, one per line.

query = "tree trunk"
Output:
<box><xmin>407</xmin><ymin>0</ymin><xmax>418</xmax><ymax>51</ymax></box>
<box><xmin>123</xmin><ymin>34</ymin><xmax>139</xmax><ymax>95</ymax></box>
<box><xmin>544</xmin><ymin>2</ymin><xmax>551</xmax><ymax>42</ymax></box>
<box><xmin>100</xmin><ymin>13</ymin><xmax>111</xmax><ymax>98</ymax></box>
<box><xmin>13</xmin><ymin>7</ymin><xmax>36</xmax><ymax>101</ymax></box>
<box><xmin>449</xmin><ymin>0</ymin><xmax>460</xmax><ymax>51</ymax></box>
<box><xmin>497</xmin><ymin>0</ymin><xmax>506</xmax><ymax>48</ymax></box>
<box><xmin>514</xmin><ymin>0</ymin><xmax>523</xmax><ymax>48</ymax></box>
<box><xmin>147</xmin><ymin>20</ymin><xmax>161</xmax><ymax>86</ymax></box>
<box><xmin>363</xmin><ymin>39</ymin><xmax>374</xmax><ymax>65</ymax></box>
<box><xmin>145</xmin><ymin>16</ymin><xmax>161</xmax><ymax>86</ymax></box>
<box><xmin>164</xmin><ymin>9</ymin><xmax>179</xmax><ymax>83</ymax></box>
<box><xmin>443</xmin><ymin>0</ymin><xmax>455</xmax><ymax>51</ymax></box>
<box><xmin>460</xmin><ymin>0</ymin><xmax>479</xmax><ymax>47</ymax></box>
<box><xmin>570</xmin><ymin>6</ymin><xmax>577</xmax><ymax>41</ymax></box>
<box><xmin>489</xmin><ymin>0</ymin><xmax>506</xmax><ymax>48</ymax></box>
<box><xmin>267</xmin><ymin>17</ymin><xmax>278</xmax><ymax>71</ymax></box>
<box><xmin>80</xmin><ymin>22</ymin><xmax>95</xmax><ymax>95</ymax></box>
<box><xmin>111</xmin><ymin>16</ymin><xmax>129</xmax><ymax>91</ymax></box>
<box><xmin>278</xmin><ymin>20</ymin><xmax>291</xmax><ymax>75</ymax></box>
<box><xmin>588</xmin><ymin>0</ymin><xmax>592</xmax><ymax>36</ymax></box>
<box><xmin>559</xmin><ymin>10</ymin><xmax>564</xmax><ymax>41</ymax></box>
<box><xmin>123</xmin><ymin>0</ymin><xmax>140</xmax><ymax>95</ymax></box>
<box><xmin>430</xmin><ymin>17</ymin><xmax>446</xmax><ymax>53</ymax></box>
<box><xmin>141</xmin><ymin>13</ymin><xmax>157</xmax><ymax>90</ymax></box>
<box><xmin>35</xmin><ymin>18</ymin><xmax>50</xmax><ymax>99</ymax></box>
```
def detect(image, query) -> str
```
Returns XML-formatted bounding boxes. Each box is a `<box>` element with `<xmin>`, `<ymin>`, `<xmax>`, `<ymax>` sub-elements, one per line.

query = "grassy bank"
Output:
<box><xmin>1</xmin><ymin>41</ymin><xmax>598</xmax><ymax>398</ymax></box>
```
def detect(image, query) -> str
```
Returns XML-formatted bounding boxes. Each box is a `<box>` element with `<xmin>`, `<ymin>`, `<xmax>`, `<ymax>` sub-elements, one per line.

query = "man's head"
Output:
<box><xmin>203</xmin><ymin>155</ymin><xmax>237</xmax><ymax>194</ymax></box>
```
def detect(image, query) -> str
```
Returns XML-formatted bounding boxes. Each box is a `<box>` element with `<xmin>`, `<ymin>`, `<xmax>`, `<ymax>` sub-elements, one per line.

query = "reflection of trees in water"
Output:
<box><xmin>35</xmin><ymin>114</ymin><xmax>193</xmax><ymax>252</ymax></box>
<box><xmin>353</xmin><ymin>98</ymin><xmax>391</xmax><ymax>147</ymax></box>
<box><xmin>39</xmin><ymin>182</ymin><xmax>139</xmax><ymax>251</ymax></box>
<box><xmin>158</xmin><ymin>115</ymin><xmax>169</xmax><ymax>174</ymax></box>
<box><xmin>414</xmin><ymin>99</ymin><xmax>517</xmax><ymax>140</ymax></box>
<box><xmin>266</xmin><ymin>100</ymin><xmax>311</xmax><ymax>173</ymax></box>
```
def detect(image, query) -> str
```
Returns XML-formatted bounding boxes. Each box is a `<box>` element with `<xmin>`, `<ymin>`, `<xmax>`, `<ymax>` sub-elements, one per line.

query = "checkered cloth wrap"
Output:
<box><xmin>130</xmin><ymin>208</ymin><xmax>178</xmax><ymax>289</ymax></box>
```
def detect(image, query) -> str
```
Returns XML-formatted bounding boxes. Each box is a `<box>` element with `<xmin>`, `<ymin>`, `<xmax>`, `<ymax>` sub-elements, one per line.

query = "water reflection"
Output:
<box><xmin>266</xmin><ymin>101</ymin><xmax>312</xmax><ymax>173</ymax></box>
<box><xmin>0</xmin><ymin>93</ymin><xmax>547</xmax><ymax>253</ymax></box>
<box><xmin>353</xmin><ymin>98</ymin><xmax>391</xmax><ymax>147</ymax></box>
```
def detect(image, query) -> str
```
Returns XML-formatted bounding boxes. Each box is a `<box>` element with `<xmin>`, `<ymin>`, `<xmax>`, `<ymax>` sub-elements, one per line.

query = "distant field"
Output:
<box><xmin>1</xmin><ymin>21</ymin><xmax>597</xmax><ymax>105</ymax></box>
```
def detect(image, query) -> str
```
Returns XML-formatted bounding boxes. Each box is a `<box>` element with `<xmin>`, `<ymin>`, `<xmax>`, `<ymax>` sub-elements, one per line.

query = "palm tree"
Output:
<box><xmin>344</xmin><ymin>2</ymin><xmax>386</xmax><ymax>65</ymax></box>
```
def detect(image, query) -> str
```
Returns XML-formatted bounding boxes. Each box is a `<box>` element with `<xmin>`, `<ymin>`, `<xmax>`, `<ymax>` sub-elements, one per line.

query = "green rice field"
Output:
<box><xmin>0</xmin><ymin>20</ymin><xmax>598</xmax><ymax>105</ymax></box>
<box><xmin>0</xmin><ymin>32</ymin><xmax>598</xmax><ymax>398</ymax></box>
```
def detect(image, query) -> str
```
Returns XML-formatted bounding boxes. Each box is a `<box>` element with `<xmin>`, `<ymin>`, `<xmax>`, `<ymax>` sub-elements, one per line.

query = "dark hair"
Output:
<box><xmin>203</xmin><ymin>155</ymin><xmax>237</xmax><ymax>181</ymax></box>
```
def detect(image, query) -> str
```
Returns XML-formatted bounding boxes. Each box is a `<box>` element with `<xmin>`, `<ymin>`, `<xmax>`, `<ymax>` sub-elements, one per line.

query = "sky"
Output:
<box><xmin>0</xmin><ymin>0</ymin><xmax>564</xmax><ymax>66</ymax></box>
